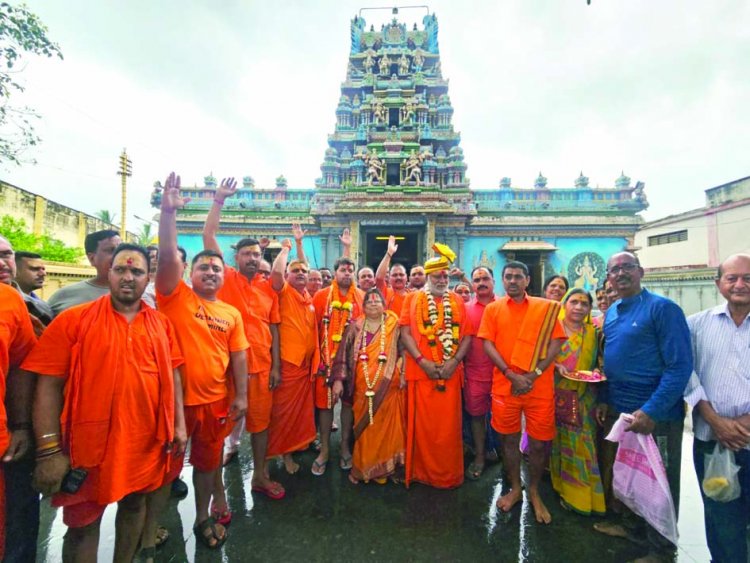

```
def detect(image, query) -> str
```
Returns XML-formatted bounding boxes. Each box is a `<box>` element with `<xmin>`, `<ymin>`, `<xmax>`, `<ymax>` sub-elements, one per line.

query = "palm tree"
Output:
<box><xmin>96</xmin><ymin>209</ymin><xmax>117</xmax><ymax>225</ymax></box>
<box><xmin>136</xmin><ymin>222</ymin><xmax>155</xmax><ymax>246</ymax></box>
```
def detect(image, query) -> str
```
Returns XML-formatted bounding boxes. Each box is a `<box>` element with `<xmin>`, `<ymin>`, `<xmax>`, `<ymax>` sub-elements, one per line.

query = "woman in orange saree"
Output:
<box><xmin>332</xmin><ymin>288</ymin><xmax>406</xmax><ymax>484</ymax></box>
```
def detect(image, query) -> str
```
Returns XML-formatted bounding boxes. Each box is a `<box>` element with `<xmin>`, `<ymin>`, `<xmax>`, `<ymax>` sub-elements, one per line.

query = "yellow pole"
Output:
<box><xmin>117</xmin><ymin>149</ymin><xmax>132</xmax><ymax>240</ymax></box>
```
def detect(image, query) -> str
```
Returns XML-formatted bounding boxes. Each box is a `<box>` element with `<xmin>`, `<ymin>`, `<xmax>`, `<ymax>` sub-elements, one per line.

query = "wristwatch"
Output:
<box><xmin>534</xmin><ymin>367</ymin><xmax>543</xmax><ymax>376</ymax></box>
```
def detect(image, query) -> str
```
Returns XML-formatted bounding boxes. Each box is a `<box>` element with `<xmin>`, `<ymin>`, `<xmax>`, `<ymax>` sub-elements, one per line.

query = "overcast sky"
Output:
<box><xmin>3</xmin><ymin>0</ymin><xmax>749</xmax><ymax>231</ymax></box>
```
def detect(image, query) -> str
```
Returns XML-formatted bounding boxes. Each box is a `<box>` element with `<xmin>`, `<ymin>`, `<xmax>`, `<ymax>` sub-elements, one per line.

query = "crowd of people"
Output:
<box><xmin>0</xmin><ymin>173</ymin><xmax>747</xmax><ymax>562</ymax></box>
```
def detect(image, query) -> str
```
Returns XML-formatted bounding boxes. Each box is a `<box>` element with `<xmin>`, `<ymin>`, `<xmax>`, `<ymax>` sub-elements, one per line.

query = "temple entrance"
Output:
<box><xmin>362</xmin><ymin>227</ymin><xmax>422</xmax><ymax>273</ymax></box>
<box><xmin>510</xmin><ymin>251</ymin><xmax>544</xmax><ymax>297</ymax></box>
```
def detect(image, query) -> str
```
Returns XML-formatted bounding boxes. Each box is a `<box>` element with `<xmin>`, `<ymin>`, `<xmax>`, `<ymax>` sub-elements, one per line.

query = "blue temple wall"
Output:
<box><xmin>176</xmin><ymin>233</ymin><xmax>324</xmax><ymax>269</ymax></box>
<box><xmin>461</xmin><ymin>236</ymin><xmax>628</xmax><ymax>295</ymax></box>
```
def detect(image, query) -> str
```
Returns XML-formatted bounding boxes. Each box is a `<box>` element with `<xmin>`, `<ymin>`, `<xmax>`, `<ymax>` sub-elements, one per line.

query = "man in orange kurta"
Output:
<box><xmin>152</xmin><ymin>173</ymin><xmax>249</xmax><ymax>549</ymax></box>
<box><xmin>0</xmin><ymin>280</ymin><xmax>37</xmax><ymax>560</ymax></box>
<box><xmin>478</xmin><ymin>260</ymin><xmax>566</xmax><ymax>525</ymax></box>
<box><xmin>22</xmin><ymin>245</ymin><xmax>184</xmax><ymax>562</ymax></box>
<box><xmin>399</xmin><ymin>245</ymin><xmax>474</xmax><ymax>488</ymax></box>
<box><xmin>375</xmin><ymin>235</ymin><xmax>411</xmax><ymax>317</ymax></box>
<box><xmin>203</xmin><ymin>178</ymin><xmax>284</xmax><ymax>500</ymax></box>
<box><xmin>311</xmin><ymin>257</ymin><xmax>364</xmax><ymax>475</ymax></box>
<box><xmin>268</xmin><ymin>239</ymin><xmax>319</xmax><ymax>473</ymax></box>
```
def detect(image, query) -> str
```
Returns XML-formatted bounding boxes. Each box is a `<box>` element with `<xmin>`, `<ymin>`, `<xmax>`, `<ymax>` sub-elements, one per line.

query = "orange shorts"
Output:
<box><xmin>62</xmin><ymin>500</ymin><xmax>107</xmax><ymax>529</ymax></box>
<box><xmin>247</xmin><ymin>371</ymin><xmax>272</xmax><ymax>433</ymax></box>
<box><xmin>169</xmin><ymin>398</ymin><xmax>230</xmax><ymax>478</ymax></box>
<box><xmin>491</xmin><ymin>393</ymin><xmax>555</xmax><ymax>441</ymax></box>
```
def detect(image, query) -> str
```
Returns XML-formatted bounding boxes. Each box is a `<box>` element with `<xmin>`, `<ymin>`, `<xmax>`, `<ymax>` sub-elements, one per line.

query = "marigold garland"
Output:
<box><xmin>359</xmin><ymin>315</ymin><xmax>387</xmax><ymax>425</ymax></box>
<box><xmin>321</xmin><ymin>281</ymin><xmax>355</xmax><ymax>406</ymax></box>
<box><xmin>415</xmin><ymin>286</ymin><xmax>461</xmax><ymax>390</ymax></box>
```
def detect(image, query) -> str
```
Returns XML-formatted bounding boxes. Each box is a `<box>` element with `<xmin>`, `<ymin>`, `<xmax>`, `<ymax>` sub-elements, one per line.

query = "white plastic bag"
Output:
<box><xmin>606</xmin><ymin>413</ymin><xmax>679</xmax><ymax>546</ymax></box>
<box><xmin>702</xmin><ymin>442</ymin><xmax>741</xmax><ymax>502</ymax></box>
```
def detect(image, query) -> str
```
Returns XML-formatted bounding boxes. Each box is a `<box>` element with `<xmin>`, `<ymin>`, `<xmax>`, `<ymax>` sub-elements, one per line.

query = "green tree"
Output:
<box><xmin>95</xmin><ymin>209</ymin><xmax>117</xmax><ymax>225</ymax></box>
<box><xmin>136</xmin><ymin>222</ymin><xmax>154</xmax><ymax>246</ymax></box>
<box><xmin>0</xmin><ymin>3</ymin><xmax>63</xmax><ymax>165</ymax></box>
<box><xmin>0</xmin><ymin>214</ymin><xmax>83</xmax><ymax>262</ymax></box>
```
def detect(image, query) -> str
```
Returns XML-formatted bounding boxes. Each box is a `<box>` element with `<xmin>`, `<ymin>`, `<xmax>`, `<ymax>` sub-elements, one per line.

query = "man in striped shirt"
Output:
<box><xmin>685</xmin><ymin>253</ymin><xmax>750</xmax><ymax>563</ymax></box>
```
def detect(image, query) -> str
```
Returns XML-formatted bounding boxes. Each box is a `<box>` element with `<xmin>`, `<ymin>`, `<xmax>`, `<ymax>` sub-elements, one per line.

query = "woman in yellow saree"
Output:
<box><xmin>551</xmin><ymin>288</ymin><xmax>606</xmax><ymax>515</ymax></box>
<box><xmin>332</xmin><ymin>288</ymin><xmax>406</xmax><ymax>484</ymax></box>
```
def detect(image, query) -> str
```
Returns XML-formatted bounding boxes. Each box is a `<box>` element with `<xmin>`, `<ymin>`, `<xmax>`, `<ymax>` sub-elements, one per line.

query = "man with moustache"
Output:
<box><xmin>408</xmin><ymin>265</ymin><xmax>426</xmax><ymax>290</ymax></box>
<box><xmin>148</xmin><ymin>173</ymin><xmax>249</xmax><ymax>551</ymax></box>
<box><xmin>22</xmin><ymin>244</ymin><xmax>184</xmax><ymax>562</ymax></box>
<box><xmin>684</xmin><ymin>253</ymin><xmax>750</xmax><ymax>563</ymax></box>
<box><xmin>357</xmin><ymin>266</ymin><xmax>376</xmax><ymax>291</ymax></box>
<box><xmin>478</xmin><ymin>261</ymin><xmax>566</xmax><ymax>524</ymax></box>
<box><xmin>400</xmin><ymin>244</ymin><xmax>473</xmax><ymax>488</ymax></box>
<box><xmin>47</xmin><ymin>230</ymin><xmax>121</xmax><ymax>316</ymax></box>
<box><xmin>375</xmin><ymin>236</ymin><xmax>411</xmax><ymax>316</ymax></box>
<box><xmin>594</xmin><ymin>252</ymin><xmax>691</xmax><ymax>562</ymax></box>
<box><xmin>311</xmin><ymin>257</ymin><xmax>364</xmax><ymax>475</ymax></box>
<box><xmin>463</xmin><ymin>266</ymin><xmax>497</xmax><ymax>481</ymax></box>
<box><xmin>204</xmin><ymin>178</ymin><xmax>284</xmax><ymax>500</ymax></box>
<box><xmin>267</xmin><ymin>238</ymin><xmax>318</xmax><ymax>475</ymax></box>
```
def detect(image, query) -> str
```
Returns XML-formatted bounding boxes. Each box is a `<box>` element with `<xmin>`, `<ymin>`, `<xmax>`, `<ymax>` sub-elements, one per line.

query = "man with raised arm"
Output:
<box><xmin>22</xmin><ymin>243</ymin><xmax>185</xmax><ymax>562</ymax></box>
<box><xmin>147</xmin><ymin>172</ymin><xmax>249</xmax><ymax>551</ymax></box>
<box><xmin>267</xmin><ymin>233</ymin><xmax>318</xmax><ymax>474</ymax></box>
<box><xmin>311</xmin><ymin>255</ymin><xmax>364</xmax><ymax>476</ymax></box>
<box><xmin>375</xmin><ymin>235</ymin><xmax>411</xmax><ymax>316</ymax></box>
<box><xmin>203</xmin><ymin>178</ymin><xmax>285</xmax><ymax>500</ymax></box>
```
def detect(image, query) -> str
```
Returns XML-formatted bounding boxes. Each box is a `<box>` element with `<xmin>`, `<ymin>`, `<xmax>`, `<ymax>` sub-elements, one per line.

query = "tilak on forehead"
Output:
<box><xmin>113</xmin><ymin>250</ymin><xmax>146</xmax><ymax>268</ymax></box>
<box><xmin>195</xmin><ymin>255</ymin><xmax>222</xmax><ymax>268</ymax></box>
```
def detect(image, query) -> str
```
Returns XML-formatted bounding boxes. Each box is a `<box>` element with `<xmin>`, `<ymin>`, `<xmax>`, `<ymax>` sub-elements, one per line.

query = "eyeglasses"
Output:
<box><xmin>607</xmin><ymin>263</ymin><xmax>638</xmax><ymax>275</ymax></box>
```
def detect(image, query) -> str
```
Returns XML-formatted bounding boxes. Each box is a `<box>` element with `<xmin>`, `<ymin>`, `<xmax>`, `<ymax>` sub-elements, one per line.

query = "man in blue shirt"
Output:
<box><xmin>594</xmin><ymin>252</ymin><xmax>692</xmax><ymax>562</ymax></box>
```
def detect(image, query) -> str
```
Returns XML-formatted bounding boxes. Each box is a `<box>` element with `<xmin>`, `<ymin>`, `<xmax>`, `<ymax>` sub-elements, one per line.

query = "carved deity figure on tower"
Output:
<box><xmin>413</xmin><ymin>48</ymin><xmax>425</xmax><ymax>71</ymax></box>
<box><xmin>401</xmin><ymin>99</ymin><xmax>416</xmax><ymax>124</ymax></box>
<box><xmin>363</xmin><ymin>50</ymin><xmax>375</xmax><ymax>74</ymax></box>
<box><xmin>398</xmin><ymin>53</ymin><xmax>410</xmax><ymax>75</ymax></box>
<box><xmin>372</xmin><ymin>99</ymin><xmax>386</xmax><ymax>124</ymax></box>
<box><xmin>365</xmin><ymin>150</ymin><xmax>385</xmax><ymax>185</ymax></box>
<box><xmin>379</xmin><ymin>54</ymin><xmax>391</xmax><ymax>76</ymax></box>
<box><xmin>404</xmin><ymin>150</ymin><xmax>423</xmax><ymax>185</ymax></box>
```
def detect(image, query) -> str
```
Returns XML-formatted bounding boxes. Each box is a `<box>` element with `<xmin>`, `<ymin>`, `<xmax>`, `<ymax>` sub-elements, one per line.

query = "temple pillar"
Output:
<box><xmin>425</xmin><ymin>219</ymin><xmax>435</xmax><ymax>260</ymax></box>
<box><xmin>349</xmin><ymin>219</ymin><xmax>360</xmax><ymax>264</ymax></box>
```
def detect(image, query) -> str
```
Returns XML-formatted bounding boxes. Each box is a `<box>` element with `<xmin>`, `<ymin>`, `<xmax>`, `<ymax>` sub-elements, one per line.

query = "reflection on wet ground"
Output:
<box><xmin>37</xmin><ymin>430</ymin><xmax>712</xmax><ymax>562</ymax></box>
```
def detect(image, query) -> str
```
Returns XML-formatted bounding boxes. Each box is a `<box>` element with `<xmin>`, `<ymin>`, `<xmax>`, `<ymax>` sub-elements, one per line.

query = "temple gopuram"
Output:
<box><xmin>160</xmin><ymin>9</ymin><xmax>647</xmax><ymax>295</ymax></box>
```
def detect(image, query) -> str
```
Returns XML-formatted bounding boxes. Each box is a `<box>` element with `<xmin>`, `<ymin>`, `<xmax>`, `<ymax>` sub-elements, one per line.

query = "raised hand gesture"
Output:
<box><xmin>387</xmin><ymin>235</ymin><xmax>398</xmax><ymax>257</ymax></box>
<box><xmin>292</xmin><ymin>222</ymin><xmax>306</xmax><ymax>242</ymax></box>
<box><xmin>280</xmin><ymin>238</ymin><xmax>293</xmax><ymax>251</ymax></box>
<box><xmin>216</xmin><ymin>177</ymin><xmax>238</xmax><ymax>203</ymax></box>
<box><xmin>161</xmin><ymin>172</ymin><xmax>191</xmax><ymax>213</ymax></box>
<box><xmin>259</xmin><ymin>236</ymin><xmax>271</xmax><ymax>250</ymax></box>
<box><xmin>339</xmin><ymin>228</ymin><xmax>352</xmax><ymax>247</ymax></box>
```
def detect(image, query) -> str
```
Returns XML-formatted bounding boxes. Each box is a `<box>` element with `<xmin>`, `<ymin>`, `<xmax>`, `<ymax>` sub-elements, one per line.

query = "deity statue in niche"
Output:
<box><xmin>413</xmin><ymin>48</ymin><xmax>425</xmax><ymax>70</ymax></box>
<box><xmin>363</xmin><ymin>50</ymin><xmax>375</xmax><ymax>74</ymax></box>
<box><xmin>398</xmin><ymin>53</ymin><xmax>410</xmax><ymax>75</ymax></box>
<box><xmin>568</xmin><ymin>252</ymin><xmax>604</xmax><ymax>292</ymax></box>
<box><xmin>372</xmin><ymin>99</ymin><xmax>386</xmax><ymax>124</ymax></box>
<box><xmin>378</xmin><ymin>54</ymin><xmax>391</xmax><ymax>76</ymax></box>
<box><xmin>401</xmin><ymin>98</ymin><xmax>416</xmax><ymax>124</ymax></box>
<box><xmin>403</xmin><ymin>150</ymin><xmax>423</xmax><ymax>185</ymax></box>
<box><xmin>365</xmin><ymin>150</ymin><xmax>385</xmax><ymax>185</ymax></box>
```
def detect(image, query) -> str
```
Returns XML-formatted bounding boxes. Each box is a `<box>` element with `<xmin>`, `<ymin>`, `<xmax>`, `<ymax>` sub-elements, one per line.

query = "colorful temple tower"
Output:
<box><xmin>164</xmin><ymin>9</ymin><xmax>647</xmax><ymax>296</ymax></box>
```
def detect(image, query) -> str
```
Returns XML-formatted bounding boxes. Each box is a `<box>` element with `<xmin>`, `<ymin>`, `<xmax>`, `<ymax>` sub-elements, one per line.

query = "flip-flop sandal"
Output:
<box><xmin>465</xmin><ymin>462</ymin><xmax>485</xmax><ymax>481</ymax></box>
<box><xmin>311</xmin><ymin>459</ymin><xmax>327</xmax><ymax>476</ymax></box>
<box><xmin>193</xmin><ymin>517</ymin><xmax>226</xmax><ymax>549</ymax></box>
<box><xmin>339</xmin><ymin>455</ymin><xmax>353</xmax><ymax>471</ymax></box>
<box><xmin>139</xmin><ymin>546</ymin><xmax>156</xmax><ymax>563</ymax></box>
<box><xmin>251</xmin><ymin>481</ymin><xmax>286</xmax><ymax>500</ymax></box>
<box><xmin>311</xmin><ymin>438</ymin><xmax>322</xmax><ymax>452</ymax></box>
<box><xmin>210</xmin><ymin>503</ymin><xmax>232</xmax><ymax>526</ymax></box>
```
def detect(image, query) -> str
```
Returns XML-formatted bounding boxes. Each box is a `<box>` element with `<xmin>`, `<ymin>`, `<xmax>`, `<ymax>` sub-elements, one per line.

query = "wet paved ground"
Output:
<box><xmin>37</xmin><ymin>429</ymin><xmax>713</xmax><ymax>562</ymax></box>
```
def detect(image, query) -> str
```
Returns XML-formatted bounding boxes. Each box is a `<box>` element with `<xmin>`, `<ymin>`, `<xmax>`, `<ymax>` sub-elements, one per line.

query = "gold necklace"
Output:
<box><xmin>359</xmin><ymin>314</ymin><xmax>387</xmax><ymax>425</ymax></box>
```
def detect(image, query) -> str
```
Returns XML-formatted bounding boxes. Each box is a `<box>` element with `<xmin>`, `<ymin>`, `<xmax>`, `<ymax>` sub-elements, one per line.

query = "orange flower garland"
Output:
<box><xmin>321</xmin><ymin>282</ymin><xmax>355</xmax><ymax>407</ymax></box>
<box><xmin>415</xmin><ymin>286</ymin><xmax>461</xmax><ymax>390</ymax></box>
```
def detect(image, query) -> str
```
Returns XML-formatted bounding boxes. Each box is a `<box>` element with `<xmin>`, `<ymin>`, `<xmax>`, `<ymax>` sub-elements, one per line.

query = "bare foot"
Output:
<box><xmin>528</xmin><ymin>491</ymin><xmax>551</xmax><ymax>524</ymax></box>
<box><xmin>496</xmin><ymin>488</ymin><xmax>523</xmax><ymax>512</ymax></box>
<box><xmin>283</xmin><ymin>454</ymin><xmax>300</xmax><ymax>475</ymax></box>
<box><xmin>348</xmin><ymin>473</ymin><xmax>359</xmax><ymax>485</ymax></box>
